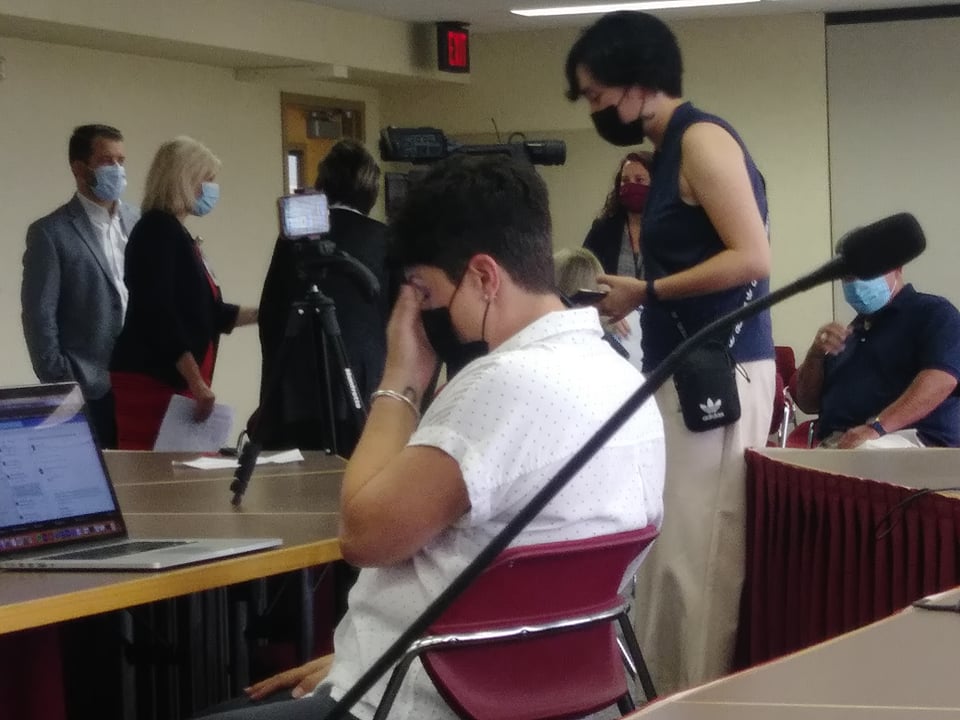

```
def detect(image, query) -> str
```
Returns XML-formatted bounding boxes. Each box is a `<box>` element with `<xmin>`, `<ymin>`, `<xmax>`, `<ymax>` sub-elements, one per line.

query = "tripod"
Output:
<box><xmin>231</xmin><ymin>245</ymin><xmax>378</xmax><ymax>506</ymax></box>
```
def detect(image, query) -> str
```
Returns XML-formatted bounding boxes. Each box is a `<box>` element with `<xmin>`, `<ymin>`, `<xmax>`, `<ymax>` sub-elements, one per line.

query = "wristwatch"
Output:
<box><xmin>869</xmin><ymin>417</ymin><xmax>887</xmax><ymax>436</ymax></box>
<box><xmin>646</xmin><ymin>279</ymin><xmax>659</xmax><ymax>303</ymax></box>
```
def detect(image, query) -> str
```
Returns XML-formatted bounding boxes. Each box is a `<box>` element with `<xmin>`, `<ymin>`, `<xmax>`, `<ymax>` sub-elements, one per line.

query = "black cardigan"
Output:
<box><xmin>583</xmin><ymin>212</ymin><xmax>629</xmax><ymax>276</ymax></box>
<box><xmin>111</xmin><ymin>209</ymin><xmax>238</xmax><ymax>389</ymax></box>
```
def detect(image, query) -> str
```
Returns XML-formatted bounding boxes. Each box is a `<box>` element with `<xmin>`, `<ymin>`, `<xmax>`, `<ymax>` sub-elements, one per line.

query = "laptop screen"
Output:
<box><xmin>0</xmin><ymin>383</ymin><xmax>126</xmax><ymax>557</ymax></box>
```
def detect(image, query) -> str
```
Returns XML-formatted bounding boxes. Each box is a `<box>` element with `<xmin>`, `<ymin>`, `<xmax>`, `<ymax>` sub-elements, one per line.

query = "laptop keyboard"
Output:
<box><xmin>48</xmin><ymin>540</ymin><xmax>189</xmax><ymax>561</ymax></box>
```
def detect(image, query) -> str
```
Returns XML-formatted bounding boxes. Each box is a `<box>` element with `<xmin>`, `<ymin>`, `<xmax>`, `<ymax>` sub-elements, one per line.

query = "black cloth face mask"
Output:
<box><xmin>420</xmin><ymin>307</ymin><xmax>489</xmax><ymax>379</ymax></box>
<box><xmin>591</xmin><ymin>103</ymin><xmax>645</xmax><ymax>147</ymax></box>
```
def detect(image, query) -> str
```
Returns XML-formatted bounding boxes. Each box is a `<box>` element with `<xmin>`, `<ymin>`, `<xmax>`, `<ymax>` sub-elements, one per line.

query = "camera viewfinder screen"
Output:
<box><xmin>279</xmin><ymin>193</ymin><xmax>331</xmax><ymax>239</ymax></box>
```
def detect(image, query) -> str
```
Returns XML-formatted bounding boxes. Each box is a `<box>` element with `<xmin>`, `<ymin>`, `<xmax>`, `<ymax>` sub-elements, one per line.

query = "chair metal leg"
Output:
<box><xmin>616</xmin><ymin>635</ymin><xmax>638</xmax><ymax>680</ymax></box>
<box><xmin>616</xmin><ymin>613</ymin><xmax>657</xmax><ymax>701</ymax></box>
<box><xmin>616</xmin><ymin>692</ymin><xmax>636</xmax><ymax>715</ymax></box>
<box><xmin>778</xmin><ymin>400</ymin><xmax>793</xmax><ymax>448</ymax></box>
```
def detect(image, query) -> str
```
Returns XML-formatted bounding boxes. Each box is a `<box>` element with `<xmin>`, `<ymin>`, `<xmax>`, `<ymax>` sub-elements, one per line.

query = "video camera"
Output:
<box><xmin>379</xmin><ymin>127</ymin><xmax>566</xmax><ymax>220</ymax></box>
<box><xmin>276</xmin><ymin>192</ymin><xmax>379</xmax><ymax>299</ymax></box>
<box><xmin>379</xmin><ymin>126</ymin><xmax>566</xmax><ymax>166</ymax></box>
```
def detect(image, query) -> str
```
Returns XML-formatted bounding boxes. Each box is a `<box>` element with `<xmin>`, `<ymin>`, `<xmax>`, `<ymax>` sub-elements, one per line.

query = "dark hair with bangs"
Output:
<box><xmin>564</xmin><ymin>11</ymin><xmax>683</xmax><ymax>101</ymax></box>
<box><xmin>390</xmin><ymin>154</ymin><xmax>555</xmax><ymax>293</ymax></box>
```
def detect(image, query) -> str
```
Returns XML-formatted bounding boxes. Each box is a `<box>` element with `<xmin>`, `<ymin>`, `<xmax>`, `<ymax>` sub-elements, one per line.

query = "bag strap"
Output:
<box><xmin>670</xmin><ymin>281</ymin><xmax>757</xmax><ymax>349</ymax></box>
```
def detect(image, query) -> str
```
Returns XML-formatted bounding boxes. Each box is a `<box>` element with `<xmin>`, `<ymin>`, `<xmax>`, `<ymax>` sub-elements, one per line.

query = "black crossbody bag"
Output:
<box><xmin>670</xmin><ymin>301</ymin><xmax>745</xmax><ymax>433</ymax></box>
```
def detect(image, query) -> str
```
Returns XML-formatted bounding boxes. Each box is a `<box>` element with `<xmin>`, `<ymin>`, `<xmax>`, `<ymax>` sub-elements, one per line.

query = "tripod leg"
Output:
<box><xmin>316</xmin><ymin>302</ymin><xmax>368</xmax><ymax>458</ymax></box>
<box><xmin>318</xmin><ymin>325</ymin><xmax>339</xmax><ymax>456</ymax></box>
<box><xmin>231</xmin><ymin>306</ymin><xmax>307</xmax><ymax>505</ymax></box>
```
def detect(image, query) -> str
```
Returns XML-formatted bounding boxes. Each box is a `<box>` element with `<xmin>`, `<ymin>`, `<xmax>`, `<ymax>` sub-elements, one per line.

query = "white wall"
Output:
<box><xmin>381</xmin><ymin>14</ymin><xmax>834</xmax><ymax>357</ymax></box>
<box><xmin>827</xmin><ymin>17</ymin><xmax>960</xmax><ymax>320</ymax></box>
<box><xmin>3</xmin><ymin>9</ymin><xmax>891</xmax><ymax>438</ymax></box>
<box><xmin>0</xmin><ymin>35</ymin><xmax>382</xmax><ymax>432</ymax></box>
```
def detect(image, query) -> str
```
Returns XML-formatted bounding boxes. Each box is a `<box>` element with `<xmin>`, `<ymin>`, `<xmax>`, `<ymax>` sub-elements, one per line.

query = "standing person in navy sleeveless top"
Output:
<box><xmin>566</xmin><ymin>11</ymin><xmax>775</xmax><ymax>694</ymax></box>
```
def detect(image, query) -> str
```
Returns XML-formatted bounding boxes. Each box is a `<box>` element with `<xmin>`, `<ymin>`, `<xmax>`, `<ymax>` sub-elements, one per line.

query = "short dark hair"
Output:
<box><xmin>391</xmin><ymin>154</ymin><xmax>555</xmax><ymax>293</ymax></box>
<box><xmin>564</xmin><ymin>11</ymin><xmax>683</xmax><ymax>101</ymax></box>
<box><xmin>315</xmin><ymin>139</ymin><xmax>381</xmax><ymax>215</ymax></box>
<box><xmin>69</xmin><ymin>124</ymin><xmax>123</xmax><ymax>164</ymax></box>
<box><xmin>600</xmin><ymin>151</ymin><xmax>654</xmax><ymax>219</ymax></box>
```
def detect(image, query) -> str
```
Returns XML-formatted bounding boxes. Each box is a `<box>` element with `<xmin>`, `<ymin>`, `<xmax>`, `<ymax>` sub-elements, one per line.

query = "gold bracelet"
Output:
<box><xmin>370</xmin><ymin>389</ymin><xmax>420</xmax><ymax>422</ymax></box>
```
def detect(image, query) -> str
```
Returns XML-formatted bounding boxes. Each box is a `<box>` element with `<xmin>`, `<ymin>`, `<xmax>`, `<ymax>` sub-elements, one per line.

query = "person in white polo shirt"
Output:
<box><xmin>202</xmin><ymin>154</ymin><xmax>665</xmax><ymax>720</ymax></box>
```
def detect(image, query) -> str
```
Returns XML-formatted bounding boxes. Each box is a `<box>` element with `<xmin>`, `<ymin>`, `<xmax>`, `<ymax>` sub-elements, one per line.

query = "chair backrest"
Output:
<box><xmin>785</xmin><ymin>418</ymin><xmax>819</xmax><ymax>448</ymax></box>
<box><xmin>420</xmin><ymin>525</ymin><xmax>659</xmax><ymax>720</ymax></box>
<box><xmin>769</xmin><ymin>369</ymin><xmax>786</xmax><ymax>437</ymax></box>
<box><xmin>769</xmin><ymin>346</ymin><xmax>800</xmax><ymax>443</ymax></box>
<box><xmin>774</xmin><ymin>346</ymin><xmax>797</xmax><ymax>384</ymax></box>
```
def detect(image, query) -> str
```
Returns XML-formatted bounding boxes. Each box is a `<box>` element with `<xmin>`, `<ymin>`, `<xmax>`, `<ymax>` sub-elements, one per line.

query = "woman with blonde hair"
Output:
<box><xmin>554</xmin><ymin>246</ymin><xmax>643</xmax><ymax>369</ymax></box>
<box><xmin>110</xmin><ymin>136</ymin><xmax>257</xmax><ymax>449</ymax></box>
<box><xmin>554</xmin><ymin>246</ymin><xmax>605</xmax><ymax>297</ymax></box>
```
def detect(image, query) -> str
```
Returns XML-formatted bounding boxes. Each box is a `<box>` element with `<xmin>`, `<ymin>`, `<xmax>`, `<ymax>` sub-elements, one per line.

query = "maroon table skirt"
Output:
<box><xmin>736</xmin><ymin>449</ymin><xmax>960</xmax><ymax>668</ymax></box>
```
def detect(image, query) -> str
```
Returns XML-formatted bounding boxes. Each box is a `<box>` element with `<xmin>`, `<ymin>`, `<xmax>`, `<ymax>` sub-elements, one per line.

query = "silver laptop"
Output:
<box><xmin>0</xmin><ymin>382</ymin><xmax>281</xmax><ymax>571</ymax></box>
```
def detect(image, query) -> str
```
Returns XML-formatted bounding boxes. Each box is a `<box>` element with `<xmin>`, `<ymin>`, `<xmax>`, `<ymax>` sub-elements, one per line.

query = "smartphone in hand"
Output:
<box><xmin>569</xmin><ymin>288</ymin><xmax>608</xmax><ymax>306</ymax></box>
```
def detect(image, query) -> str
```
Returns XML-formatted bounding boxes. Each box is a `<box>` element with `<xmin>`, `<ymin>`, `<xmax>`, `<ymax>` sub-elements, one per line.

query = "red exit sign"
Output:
<box><xmin>437</xmin><ymin>22</ymin><xmax>470</xmax><ymax>73</ymax></box>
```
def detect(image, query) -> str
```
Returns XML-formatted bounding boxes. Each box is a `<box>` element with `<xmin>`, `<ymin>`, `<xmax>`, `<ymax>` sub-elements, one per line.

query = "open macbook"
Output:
<box><xmin>0</xmin><ymin>382</ymin><xmax>281</xmax><ymax>571</ymax></box>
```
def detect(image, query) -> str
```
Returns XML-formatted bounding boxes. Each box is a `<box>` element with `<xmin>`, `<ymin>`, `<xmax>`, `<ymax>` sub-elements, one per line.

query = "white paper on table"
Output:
<box><xmin>153</xmin><ymin>394</ymin><xmax>234</xmax><ymax>452</ymax></box>
<box><xmin>174</xmin><ymin>449</ymin><xmax>305</xmax><ymax>470</ymax></box>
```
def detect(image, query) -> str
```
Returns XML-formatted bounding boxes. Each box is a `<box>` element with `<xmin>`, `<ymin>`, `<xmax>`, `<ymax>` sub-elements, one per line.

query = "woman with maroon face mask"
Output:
<box><xmin>583</xmin><ymin>152</ymin><xmax>653</xmax><ymax>280</ymax></box>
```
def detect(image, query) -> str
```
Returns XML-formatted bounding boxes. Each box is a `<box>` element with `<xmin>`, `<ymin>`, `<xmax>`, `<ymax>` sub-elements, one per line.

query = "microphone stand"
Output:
<box><xmin>326</xmin><ymin>256</ymin><xmax>846</xmax><ymax>718</ymax></box>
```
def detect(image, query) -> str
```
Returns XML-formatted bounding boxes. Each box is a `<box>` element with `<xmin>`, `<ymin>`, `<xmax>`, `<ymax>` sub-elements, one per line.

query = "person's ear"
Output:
<box><xmin>466</xmin><ymin>254</ymin><xmax>502</xmax><ymax>301</ymax></box>
<box><xmin>70</xmin><ymin>159</ymin><xmax>89</xmax><ymax>183</ymax></box>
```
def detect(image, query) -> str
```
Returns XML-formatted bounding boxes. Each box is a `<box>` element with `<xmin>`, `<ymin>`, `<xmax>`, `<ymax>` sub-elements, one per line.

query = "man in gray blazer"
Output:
<box><xmin>22</xmin><ymin>124</ymin><xmax>140</xmax><ymax>447</ymax></box>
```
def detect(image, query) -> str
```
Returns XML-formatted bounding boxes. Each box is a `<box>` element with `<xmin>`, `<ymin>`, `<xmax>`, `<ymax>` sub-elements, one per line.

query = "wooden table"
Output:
<box><xmin>631</xmin><ymin>586</ymin><xmax>960</xmax><ymax>719</ymax></box>
<box><xmin>0</xmin><ymin>451</ymin><xmax>347</xmax><ymax>720</ymax></box>
<box><xmin>0</xmin><ymin>451</ymin><xmax>346</xmax><ymax>634</ymax></box>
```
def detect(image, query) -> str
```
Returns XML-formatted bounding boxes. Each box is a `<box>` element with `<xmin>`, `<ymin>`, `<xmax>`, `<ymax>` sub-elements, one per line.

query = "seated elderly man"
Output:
<box><xmin>794</xmin><ymin>267</ymin><xmax>960</xmax><ymax>448</ymax></box>
<box><xmin>203</xmin><ymin>154</ymin><xmax>665</xmax><ymax>720</ymax></box>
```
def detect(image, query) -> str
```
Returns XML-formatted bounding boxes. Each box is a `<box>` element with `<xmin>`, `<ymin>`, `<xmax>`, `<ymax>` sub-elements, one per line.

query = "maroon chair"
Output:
<box><xmin>782</xmin><ymin>361</ymin><xmax>821</xmax><ymax>448</ymax></box>
<box><xmin>785</xmin><ymin>418</ymin><xmax>820</xmax><ymax>448</ymax></box>
<box><xmin>372</xmin><ymin>526</ymin><xmax>660</xmax><ymax>720</ymax></box>
<box><xmin>774</xmin><ymin>346</ymin><xmax>797</xmax><ymax>382</ymax></box>
<box><xmin>769</xmin><ymin>346</ymin><xmax>799</xmax><ymax>447</ymax></box>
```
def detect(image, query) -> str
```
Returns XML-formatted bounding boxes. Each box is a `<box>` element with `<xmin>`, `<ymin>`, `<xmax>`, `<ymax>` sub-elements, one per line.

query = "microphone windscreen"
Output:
<box><xmin>837</xmin><ymin>212</ymin><xmax>926</xmax><ymax>279</ymax></box>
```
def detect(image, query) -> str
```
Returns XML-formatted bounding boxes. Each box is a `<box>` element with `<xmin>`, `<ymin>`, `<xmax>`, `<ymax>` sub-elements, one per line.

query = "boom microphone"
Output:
<box><xmin>326</xmin><ymin>213</ymin><xmax>926</xmax><ymax>719</ymax></box>
<box><xmin>831</xmin><ymin>212</ymin><xmax>926</xmax><ymax>281</ymax></box>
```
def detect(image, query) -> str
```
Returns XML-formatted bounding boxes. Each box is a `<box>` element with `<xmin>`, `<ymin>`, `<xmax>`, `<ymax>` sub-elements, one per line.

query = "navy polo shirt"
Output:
<box><xmin>819</xmin><ymin>284</ymin><xmax>960</xmax><ymax>446</ymax></box>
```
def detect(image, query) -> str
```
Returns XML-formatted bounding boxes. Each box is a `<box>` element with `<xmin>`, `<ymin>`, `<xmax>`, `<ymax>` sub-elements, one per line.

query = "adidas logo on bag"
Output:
<box><xmin>699</xmin><ymin>398</ymin><xmax>724</xmax><ymax>422</ymax></box>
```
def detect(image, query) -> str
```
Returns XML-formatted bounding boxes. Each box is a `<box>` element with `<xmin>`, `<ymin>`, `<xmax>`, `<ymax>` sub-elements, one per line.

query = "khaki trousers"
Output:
<box><xmin>633</xmin><ymin>359</ymin><xmax>775</xmax><ymax>695</ymax></box>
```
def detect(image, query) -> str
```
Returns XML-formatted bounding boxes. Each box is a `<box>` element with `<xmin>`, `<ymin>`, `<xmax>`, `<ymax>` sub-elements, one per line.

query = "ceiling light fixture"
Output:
<box><xmin>512</xmin><ymin>0</ymin><xmax>760</xmax><ymax>17</ymax></box>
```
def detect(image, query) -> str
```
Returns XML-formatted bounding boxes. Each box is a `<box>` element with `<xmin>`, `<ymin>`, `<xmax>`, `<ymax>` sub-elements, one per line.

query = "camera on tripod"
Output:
<box><xmin>277</xmin><ymin>192</ymin><xmax>379</xmax><ymax>299</ymax></box>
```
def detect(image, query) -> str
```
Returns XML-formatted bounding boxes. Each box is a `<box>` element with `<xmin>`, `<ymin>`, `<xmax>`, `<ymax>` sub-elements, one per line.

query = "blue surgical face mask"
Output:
<box><xmin>89</xmin><ymin>163</ymin><xmax>127</xmax><ymax>203</ymax></box>
<box><xmin>192</xmin><ymin>181</ymin><xmax>220</xmax><ymax>216</ymax></box>
<box><xmin>842</xmin><ymin>276</ymin><xmax>892</xmax><ymax>315</ymax></box>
